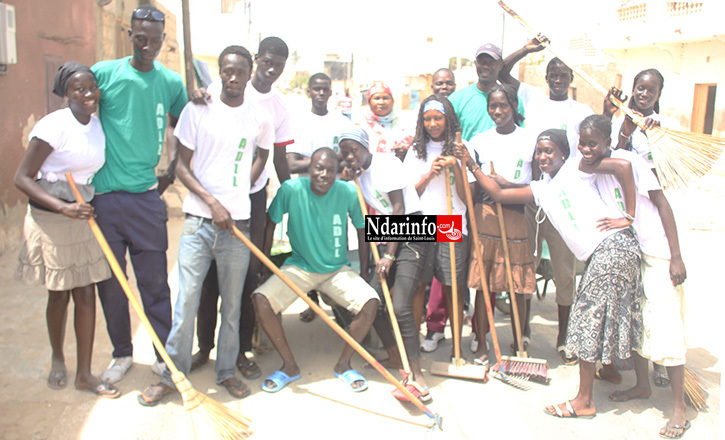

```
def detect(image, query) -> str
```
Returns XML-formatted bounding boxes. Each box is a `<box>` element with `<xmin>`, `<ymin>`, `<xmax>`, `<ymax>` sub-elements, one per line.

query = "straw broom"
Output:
<box><xmin>498</xmin><ymin>0</ymin><xmax>725</xmax><ymax>190</ymax></box>
<box><xmin>498</xmin><ymin>0</ymin><xmax>707</xmax><ymax>396</ymax></box>
<box><xmin>66</xmin><ymin>175</ymin><xmax>252</xmax><ymax>440</ymax></box>
<box><xmin>229</xmin><ymin>226</ymin><xmax>443</xmax><ymax>429</ymax></box>
<box><xmin>352</xmin><ymin>177</ymin><xmax>423</xmax><ymax>400</ymax></box>
<box><xmin>684</xmin><ymin>367</ymin><xmax>706</xmax><ymax>411</ymax></box>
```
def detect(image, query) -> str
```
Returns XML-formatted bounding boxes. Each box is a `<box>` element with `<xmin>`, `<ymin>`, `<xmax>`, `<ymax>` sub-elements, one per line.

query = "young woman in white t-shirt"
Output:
<box><xmin>466</xmin><ymin>83</ymin><xmax>536</xmax><ymax>362</ymax></box>
<box><xmin>578</xmin><ymin>122</ymin><xmax>690</xmax><ymax>439</ymax></box>
<box><xmin>404</xmin><ymin>94</ymin><xmax>471</xmax><ymax>361</ymax></box>
<box><xmin>14</xmin><ymin>62</ymin><xmax>116</xmax><ymax>398</ymax></box>
<box><xmin>458</xmin><ymin>120</ymin><xmax>641</xmax><ymax>419</ymax></box>
<box><xmin>604</xmin><ymin>68</ymin><xmax>675</xmax><ymax>173</ymax></box>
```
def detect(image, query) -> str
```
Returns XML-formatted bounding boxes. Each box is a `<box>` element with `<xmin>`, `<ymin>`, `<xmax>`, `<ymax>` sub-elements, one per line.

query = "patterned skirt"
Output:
<box><xmin>565</xmin><ymin>230</ymin><xmax>643</xmax><ymax>364</ymax></box>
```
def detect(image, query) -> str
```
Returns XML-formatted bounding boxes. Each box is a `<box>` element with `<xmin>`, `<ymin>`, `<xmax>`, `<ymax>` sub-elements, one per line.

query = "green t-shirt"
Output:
<box><xmin>448</xmin><ymin>83</ymin><xmax>526</xmax><ymax>142</ymax></box>
<box><xmin>91</xmin><ymin>57</ymin><xmax>187</xmax><ymax>193</ymax></box>
<box><xmin>269</xmin><ymin>178</ymin><xmax>364</xmax><ymax>274</ymax></box>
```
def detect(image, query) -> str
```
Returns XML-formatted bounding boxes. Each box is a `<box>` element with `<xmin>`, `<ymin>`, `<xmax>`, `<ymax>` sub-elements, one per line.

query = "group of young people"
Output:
<box><xmin>13</xmin><ymin>5</ymin><xmax>691</xmax><ymax>439</ymax></box>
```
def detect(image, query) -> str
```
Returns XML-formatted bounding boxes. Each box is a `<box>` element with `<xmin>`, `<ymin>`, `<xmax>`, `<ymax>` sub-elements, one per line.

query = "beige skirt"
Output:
<box><xmin>468</xmin><ymin>203</ymin><xmax>536</xmax><ymax>294</ymax></box>
<box><xmin>15</xmin><ymin>205</ymin><xmax>111</xmax><ymax>291</ymax></box>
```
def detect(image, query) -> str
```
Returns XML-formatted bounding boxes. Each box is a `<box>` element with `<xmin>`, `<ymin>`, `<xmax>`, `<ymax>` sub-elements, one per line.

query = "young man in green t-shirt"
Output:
<box><xmin>252</xmin><ymin>148</ymin><xmax>379</xmax><ymax>394</ymax></box>
<box><xmin>90</xmin><ymin>5</ymin><xmax>187</xmax><ymax>384</ymax></box>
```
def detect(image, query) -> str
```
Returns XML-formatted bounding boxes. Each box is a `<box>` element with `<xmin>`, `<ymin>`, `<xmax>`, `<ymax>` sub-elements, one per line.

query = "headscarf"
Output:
<box><xmin>339</xmin><ymin>127</ymin><xmax>370</xmax><ymax>150</ymax></box>
<box><xmin>537</xmin><ymin>128</ymin><xmax>570</xmax><ymax>158</ymax></box>
<box><xmin>52</xmin><ymin>61</ymin><xmax>94</xmax><ymax>97</ymax></box>
<box><xmin>366</xmin><ymin>82</ymin><xmax>393</xmax><ymax>104</ymax></box>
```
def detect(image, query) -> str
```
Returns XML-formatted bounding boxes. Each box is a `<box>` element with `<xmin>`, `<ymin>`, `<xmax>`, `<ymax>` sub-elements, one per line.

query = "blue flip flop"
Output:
<box><xmin>261</xmin><ymin>370</ymin><xmax>301</xmax><ymax>393</ymax></box>
<box><xmin>334</xmin><ymin>369</ymin><xmax>368</xmax><ymax>392</ymax></box>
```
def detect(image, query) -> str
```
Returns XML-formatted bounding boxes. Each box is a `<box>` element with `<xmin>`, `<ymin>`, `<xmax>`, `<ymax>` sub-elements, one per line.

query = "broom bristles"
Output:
<box><xmin>172</xmin><ymin>372</ymin><xmax>253</xmax><ymax>439</ymax></box>
<box><xmin>650</xmin><ymin>126</ymin><xmax>725</xmax><ymax>190</ymax></box>
<box><xmin>683</xmin><ymin>366</ymin><xmax>706</xmax><ymax>411</ymax></box>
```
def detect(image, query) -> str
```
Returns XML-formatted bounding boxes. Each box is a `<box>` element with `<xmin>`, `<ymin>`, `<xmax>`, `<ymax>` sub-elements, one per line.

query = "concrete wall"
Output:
<box><xmin>0</xmin><ymin>0</ymin><xmax>97</xmax><ymax>254</ymax></box>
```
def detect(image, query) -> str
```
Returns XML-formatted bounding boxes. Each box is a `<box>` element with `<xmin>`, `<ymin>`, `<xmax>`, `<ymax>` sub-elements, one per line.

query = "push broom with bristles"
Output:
<box><xmin>229</xmin><ymin>225</ymin><xmax>443</xmax><ymax>430</ymax></box>
<box><xmin>490</xmin><ymin>162</ymin><xmax>549</xmax><ymax>385</ymax></box>
<box><xmin>352</xmin><ymin>177</ymin><xmax>426</xmax><ymax>402</ymax></box>
<box><xmin>66</xmin><ymin>175</ymin><xmax>252</xmax><ymax>440</ymax></box>
<box><xmin>430</xmin><ymin>165</ymin><xmax>488</xmax><ymax>381</ymax></box>
<box><xmin>498</xmin><ymin>0</ymin><xmax>725</xmax><ymax>190</ymax></box>
<box><xmin>457</xmin><ymin>135</ymin><xmax>534</xmax><ymax>390</ymax></box>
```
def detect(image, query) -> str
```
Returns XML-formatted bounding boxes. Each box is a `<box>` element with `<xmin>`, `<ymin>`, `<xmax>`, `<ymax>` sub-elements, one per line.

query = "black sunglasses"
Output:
<box><xmin>132</xmin><ymin>8</ymin><xmax>165</xmax><ymax>23</ymax></box>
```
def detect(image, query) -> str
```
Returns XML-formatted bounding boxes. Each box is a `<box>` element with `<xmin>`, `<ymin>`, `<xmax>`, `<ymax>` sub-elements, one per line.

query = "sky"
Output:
<box><xmin>159</xmin><ymin>0</ymin><xmax>611</xmax><ymax>85</ymax></box>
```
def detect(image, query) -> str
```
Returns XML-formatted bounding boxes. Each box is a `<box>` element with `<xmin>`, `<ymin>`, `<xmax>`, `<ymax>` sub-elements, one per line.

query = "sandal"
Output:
<box><xmin>544</xmin><ymin>400</ymin><xmax>596</xmax><ymax>419</ymax></box>
<box><xmin>237</xmin><ymin>359</ymin><xmax>262</xmax><ymax>380</ymax></box>
<box><xmin>557</xmin><ymin>345</ymin><xmax>578</xmax><ymax>366</ymax></box>
<box><xmin>659</xmin><ymin>421</ymin><xmax>690</xmax><ymax>439</ymax></box>
<box><xmin>220</xmin><ymin>377</ymin><xmax>250</xmax><ymax>399</ymax></box>
<box><xmin>299</xmin><ymin>307</ymin><xmax>316</xmax><ymax>323</ymax></box>
<box><xmin>653</xmin><ymin>366</ymin><xmax>670</xmax><ymax>388</ymax></box>
<box><xmin>138</xmin><ymin>383</ymin><xmax>174</xmax><ymax>407</ymax></box>
<box><xmin>595</xmin><ymin>368</ymin><xmax>622</xmax><ymax>384</ymax></box>
<box><xmin>77</xmin><ymin>381</ymin><xmax>121</xmax><ymax>399</ymax></box>
<box><xmin>261</xmin><ymin>370</ymin><xmax>301</xmax><ymax>393</ymax></box>
<box><xmin>334</xmin><ymin>369</ymin><xmax>368</xmax><ymax>392</ymax></box>
<box><xmin>47</xmin><ymin>370</ymin><xmax>68</xmax><ymax>390</ymax></box>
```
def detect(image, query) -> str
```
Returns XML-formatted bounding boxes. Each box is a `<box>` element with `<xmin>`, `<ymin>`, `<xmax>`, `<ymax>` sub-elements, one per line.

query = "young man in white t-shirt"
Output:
<box><xmin>287</xmin><ymin>73</ymin><xmax>352</xmax><ymax>173</ymax></box>
<box><xmin>191</xmin><ymin>37</ymin><xmax>295</xmax><ymax>378</ymax></box>
<box><xmin>139</xmin><ymin>45</ymin><xmax>273</xmax><ymax>406</ymax></box>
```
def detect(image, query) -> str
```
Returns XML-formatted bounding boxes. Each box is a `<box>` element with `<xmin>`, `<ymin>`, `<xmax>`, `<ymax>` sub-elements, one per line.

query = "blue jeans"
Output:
<box><xmin>162</xmin><ymin>215</ymin><xmax>251</xmax><ymax>387</ymax></box>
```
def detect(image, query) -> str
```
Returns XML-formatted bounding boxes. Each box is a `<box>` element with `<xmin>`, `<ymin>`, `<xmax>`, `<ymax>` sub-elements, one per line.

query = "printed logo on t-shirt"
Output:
<box><xmin>232</xmin><ymin>138</ymin><xmax>248</xmax><ymax>187</ymax></box>
<box><xmin>514</xmin><ymin>158</ymin><xmax>524</xmax><ymax>180</ymax></box>
<box><xmin>332</xmin><ymin>136</ymin><xmax>340</xmax><ymax>152</ymax></box>
<box><xmin>559</xmin><ymin>190</ymin><xmax>579</xmax><ymax>231</ymax></box>
<box><xmin>156</xmin><ymin>103</ymin><xmax>166</xmax><ymax>156</ymax></box>
<box><xmin>613</xmin><ymin>187</ymin><xmax>625</xmax><ymax>211</ymax></box>
<box><xmin>374</xmin><ymin>189</ymin><xmax>391</xmax><ymax>214</ymax></box>
<box><xmin>332</xmin><ymin>214</ymin><xmax>344</xmax><ymax>257</ymax></box>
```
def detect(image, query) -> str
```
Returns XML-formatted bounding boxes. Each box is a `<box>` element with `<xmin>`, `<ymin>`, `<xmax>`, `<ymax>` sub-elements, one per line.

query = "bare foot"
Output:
<box><xmin>608</xmin><ymin>385</ymin><xmax>651</xmax><ymax>402</ymax></box>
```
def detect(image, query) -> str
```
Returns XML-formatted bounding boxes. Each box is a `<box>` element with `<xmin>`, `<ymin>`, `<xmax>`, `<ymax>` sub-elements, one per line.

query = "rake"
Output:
<box><xmin>67</xmin><ymin>175</ymin><xmax>252</xmax><ymax>440</ymax></box>
<box><xmin>498</xmin><ymin>0</ymin><xmax>725</xmax><ymax>190</ymax></box>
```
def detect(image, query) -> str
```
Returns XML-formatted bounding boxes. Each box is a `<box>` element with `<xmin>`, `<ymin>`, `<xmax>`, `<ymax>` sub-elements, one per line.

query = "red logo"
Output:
<box><xmin>436</xmin><ymin>215</ymin><xmax>463</xmax><ymax>242</ymax></box>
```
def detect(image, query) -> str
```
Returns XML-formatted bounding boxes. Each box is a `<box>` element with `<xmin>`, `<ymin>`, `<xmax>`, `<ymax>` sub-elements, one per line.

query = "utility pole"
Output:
<box><xmin>181</xmin><ymin>0</ymin><xmax>195</xmax><ymax>95</ymax></box>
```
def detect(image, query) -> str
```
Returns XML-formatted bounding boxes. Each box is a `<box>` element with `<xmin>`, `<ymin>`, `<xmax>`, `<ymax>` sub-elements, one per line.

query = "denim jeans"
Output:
<box><xmin>162</xmin><ymin>215</ymin><xmax>251</xmax><ymax>387</ymax></box>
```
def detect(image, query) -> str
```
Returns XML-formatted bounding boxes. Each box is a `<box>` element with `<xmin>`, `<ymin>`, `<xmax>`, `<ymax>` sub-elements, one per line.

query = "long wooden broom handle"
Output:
<box><xmin>230</xmin><ymin>225</ymin><xmax>437</xmax><ymax>419</ymax></box>
<box><xmin>457</xmin><ymin>134</ymin><xmax>503</xmax><ymax>365</ymax></box>
<box><xmin>65</xmin><ymin>174</ymin><xmax>181</xmax><ymax>375</ymax></box>
<box><xmin>444</xmin><ymin>166</ymin><xmax>462</xmax><ymax>363</ymax></box>
<box><xmin>489</xmin><ymin>164</ymin><xmax>526</xmax><ymax>356</ymax></box>
<box><xmin>497</xmin><ymin>0</ymin><xmax>648</xmax><ymax>129</ymax></box>
<box><xmin>352</xmin><ymin>177</ymin><xmax>412</xmax><ymax>376</ymax></box>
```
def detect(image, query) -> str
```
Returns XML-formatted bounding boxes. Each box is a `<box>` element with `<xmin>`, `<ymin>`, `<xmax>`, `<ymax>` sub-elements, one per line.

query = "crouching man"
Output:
<box><xmin>253</xmin><ymin>147</ymin><xmax>379</xmax><ymax>393</ymax></box>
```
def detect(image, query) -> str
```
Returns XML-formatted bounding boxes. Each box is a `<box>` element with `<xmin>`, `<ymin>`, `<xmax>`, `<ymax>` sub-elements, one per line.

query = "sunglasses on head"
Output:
<box><xmin>132</xmin><ymin>8</ymin><xmax>165</xmax><ymax>22</ymax></box>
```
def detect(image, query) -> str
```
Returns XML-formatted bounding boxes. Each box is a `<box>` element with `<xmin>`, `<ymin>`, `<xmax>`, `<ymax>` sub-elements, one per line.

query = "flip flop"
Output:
<box><xmin>299</xmin><ymin>307</ymin><xmax>316</xmax><ymax>323</ymax></box>
<box><xmin>261</xmin><ymin>370</ymin><xmax>301</xmax><ymax>393</ymax></box>
<box><xmin>220</xmin><ymin>377</ymin><xmax>250</xmax><ymax>399</ymax></box>
<box><xmin>76</xmin><ymin>381</ymin><xmax>121</xmax><ymax>399</ymax></box>
<box><xmin>557</xmin><ymin>345</ymin><xmax>578</xmax><ymax>366</ymax></box>
<box><xmin>544</xmin><ymin>400</ymin><xmax>596</xmax><ymax>419</ymax></box>
<box><xmin>653</xmin><ymin>368</ymin><xmax>670</xmax><ymax>387</ymax></box>
<box><xmin>659</xmin><ymin>421</ymin><xmax>690</xmax><ymax>439</ymax></box>
<box><xmin>334</xmin><ymin>369</ymin><xmax>368</xmax><ymax>392</ymax></box>
<box><xmin>237</xmin><ymin>360</ymin><xmax>262</xmax><ymax>380</ymax></box>
<box><xmin>137</xmin><ymin>383</ymin><xmax>174</xmax><ymax>406</ymax></box>
<box><xmin>47</xmin><ymin>370</ymin><xmax>68</xmax><ymax>390</ymax></box>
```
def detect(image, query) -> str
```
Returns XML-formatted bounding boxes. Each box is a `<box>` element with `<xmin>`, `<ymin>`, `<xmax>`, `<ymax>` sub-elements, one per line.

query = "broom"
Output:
<box><xmin>498</xmin><ymin>0</ymin><xmax>709</xmax><ymax>394</ymax></box>
<box><xmin>684</xmin><ymin>366</ymin><xmax>706</xmax><ymax>411</ymax></box>
<box><xmin>490</xmin><ymin>163</ymin><xmax>549</xmax><ymax>385</ymax></box>
<box><xmin>498</xmin><ymin>0</ymin><xmax>725</xmax><ymax>190</ymax></box>
<box><xmin>430</xmin><ymin>165</ymin><xmax>488</xmax><ymax>381</ymax></box>
<box><xmin>352</xmin><ymin>177</ymin><xmax>425</xmax><ymax>401</ymax></box>
<box><xmin>66</xmin><ymin>175</ymin><xmax>252</xmax><ymax>440</ymax></box>
<box><xmin>229</xmin><ymin>226</ymin><xmax>443</xmax><ymax>429</ymax></box>
<box><xmin>456</xmin><ymin>135</ymin><xmax>534</xmax><ymax>390</ymax></box>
